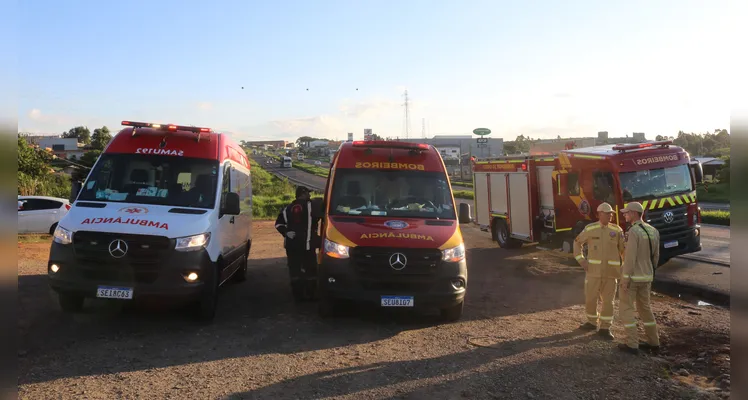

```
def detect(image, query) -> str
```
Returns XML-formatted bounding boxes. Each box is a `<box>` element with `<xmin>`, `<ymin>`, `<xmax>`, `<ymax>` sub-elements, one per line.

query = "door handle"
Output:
<box><xmin>230</xmin><ymin>216</ymin><xmax>235</xmax><ymax>224</ymax></box>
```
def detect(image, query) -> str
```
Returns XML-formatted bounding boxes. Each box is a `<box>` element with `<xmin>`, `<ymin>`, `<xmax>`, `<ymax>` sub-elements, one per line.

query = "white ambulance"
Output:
<box><xmin>48</xmin><ymin>121</ymin><xmax>253</xmax><ymax>321</ymax></box>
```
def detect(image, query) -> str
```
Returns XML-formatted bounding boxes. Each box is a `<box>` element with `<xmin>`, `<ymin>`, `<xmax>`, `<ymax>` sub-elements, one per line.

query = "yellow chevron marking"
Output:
<box><xmin>641</xmin><ymin>200</ymin><xmax>649</xmax><ymax>209</ymax></box>
<box><xmin>674</xmin><ymin>196</ymin><xmax>683</xmax><ymax>205</ymax></box>
<box><xmin>682</xmin><ymin>194</ymin><xmax>691</xmax><ymax>203</ymax></box>
<box><xmin>667</xmin><ymin>197</ymin><xmax>676</xmax><ymax>207</ymax></box>
<box><xmin>649</xmin><ymin>201</ymin><xmax>657</xmax><ymax>210</ymax></box>
<box><xmin>690</xmin><ymin>193</ymin><xmax>696</xmax><ymax>202</ymax></box>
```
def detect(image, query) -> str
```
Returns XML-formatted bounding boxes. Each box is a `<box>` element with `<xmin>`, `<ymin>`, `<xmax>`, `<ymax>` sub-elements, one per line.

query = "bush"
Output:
<box><xmin>18</xmin><ymin>172</ymin><xmax>71</xmax><ymax>199</ymax></box>
<box><xmin>697</xmin><ymin>182</ymin><xmax>730</xmax><ymax>203</ymax></box>
<box><xmin>249</xmin><ymin>159</ymin><xmax>322</xmax><ymax>219</ymax></box>
<box><xmin>453</xmin><ymin>190</ymin><xmax>474</xmax><ymax>200</ymax></box>
<box><xmin>701</xmin><ymin>210</ymin><xmax>729</xmax><ymax>226</ymax></box>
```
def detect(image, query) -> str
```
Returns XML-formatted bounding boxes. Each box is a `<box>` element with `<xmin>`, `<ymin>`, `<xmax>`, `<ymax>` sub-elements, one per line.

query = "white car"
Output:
<box><xmin>314</xmin><ymin>160</ymin><xmax>322</xmax><ymax>166</ymax></box>
<box><xmin>18</xmin><ymin>195</ymin><xmax>71</xmax><ymax>234</ymax></box>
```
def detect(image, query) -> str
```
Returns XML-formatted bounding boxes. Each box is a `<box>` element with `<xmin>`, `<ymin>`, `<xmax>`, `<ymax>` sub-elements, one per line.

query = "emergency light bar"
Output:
<box><xmin>612</xmin><ymin>140</ymin><xmax>672</xmax><ymax>152</ymax></box>
<box><xmin>352</xmin><ymin>140</ymin><xmax>430</xmax><ymax>150</ymax></box>
<box><xmin>122</xmin><ymin>121</ymin><xmax>212</xmax><ymax>142</ymax></box>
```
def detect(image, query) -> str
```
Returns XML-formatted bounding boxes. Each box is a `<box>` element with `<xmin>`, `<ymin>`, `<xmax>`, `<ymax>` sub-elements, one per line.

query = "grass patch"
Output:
<box><xmin>293</xmin><ymin>161</ymin><xmax>329</xmax><ymax>178</ymax></box>
<box><xmin>249</xmin><ymin>158</ymin><xmax>322</xmax><ymax>219</ymax></box>
<box><xmin>701</xmin><ymin>210</ymin><xmax>729</xmax><ymax>226</ymax></box>
<box><xmin>18</xmin><ymin>234</ymin><xmax>51</xmax><ymax>244</ymax></box>
<box><xmin>697</xmin><ymin>182</ymin><xmax>730</xmax><ymax>203</ymax></box>
<box><xmin>453</xmin><ymin>190</ymin><xmax>474</xmax><ymax>200</ymax></box>
<box><xmin>450</xmin><ymin>180</ymin><xmax>474</xmax><ymax>188</ymax></box>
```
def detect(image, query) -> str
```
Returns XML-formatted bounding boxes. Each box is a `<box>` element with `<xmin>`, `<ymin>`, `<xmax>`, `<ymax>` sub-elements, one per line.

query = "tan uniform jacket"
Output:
<box><xmin>622</xmin><ymin>220</ymin><xmax>660</xmax><ymax>283</ymax></box>
<box><xmin>573</xmin><ymin>222</ymin><xmax>625</xmax><ymax>279</ymax></box>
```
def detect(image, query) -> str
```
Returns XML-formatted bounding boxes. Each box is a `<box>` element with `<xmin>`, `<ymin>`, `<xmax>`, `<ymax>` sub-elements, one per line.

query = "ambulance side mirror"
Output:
<box><xmin>689</xmin><ymin>161</ymin><xmax>704</xmax><ymax>185</ymax></box>
<box><xmin>223</xmin><ymin>192</ymin><xmax>241</xmax><ymax>216</ymax></box>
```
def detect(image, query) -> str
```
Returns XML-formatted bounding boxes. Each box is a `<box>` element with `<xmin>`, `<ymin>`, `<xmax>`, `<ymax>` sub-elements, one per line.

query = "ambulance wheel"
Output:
<box><xmin>58</xmin><ymin>292</ymin><xmax>84</xmax><ymax>313</ymax></box>
<box><xmin>193</xmin><ymin>264</ymin><xmax>219</xmax><ymax>322</ymax></box>
<box><xmin>495</xmin><ymin>220</ymin><xmax>522</xmax><ymax>249</ymax></box>
<box><xmin>440</xmin><ymin>301</ymin><xmax>464</xmax><ymax>322</ymax></box>
<box><xmin>318</xmin><ymin>295</ymin><xmax>338</xmax><ymax>318</ymax></box>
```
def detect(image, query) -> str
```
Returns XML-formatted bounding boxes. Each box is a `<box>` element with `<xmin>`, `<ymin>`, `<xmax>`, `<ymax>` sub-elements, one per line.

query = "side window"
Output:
<box><xmin>219</xmin><ymin>163</ymin><xmax>231</xmax><ymax>211</ymax></box>
<box><xmin>39</xmin><ymin>200</ymin><xmax>63</xmax><ymax>210</ymax></box>
<box><xmin>593</xmin><ymin>171</ymin><xmax>616</xmax><ymax>204</ymax></box>
<box><xmin>567</xmin><ymin>173</ymin><xmax>580</xmax><ymax>196</ymax></box>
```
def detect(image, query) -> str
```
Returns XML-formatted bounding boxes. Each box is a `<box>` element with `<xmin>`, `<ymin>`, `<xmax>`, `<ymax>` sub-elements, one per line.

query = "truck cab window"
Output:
<box><xmin>593</xmin><ymin>171</ymin><xmax>616</xmax><ymax>205</ymax></box>
<box><xmin>567</xmin><ymin>173</ymin><xmax>580</xmax><ymax>196</ymax></box>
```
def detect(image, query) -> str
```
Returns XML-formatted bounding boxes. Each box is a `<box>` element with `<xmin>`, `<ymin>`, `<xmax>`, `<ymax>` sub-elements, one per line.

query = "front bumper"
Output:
<box><xmin>47</xmin><ymin>241</ymin><xmax>214</xmax><ymax>301</ymax></box>
<box><xmin>659</xmin><ymin>226</ymin><xmax>702</xmax><ymax>262</ymax></box>
<box><xmin>318</xmin><ymin>253</ymin><xmax>467</xmax><ymax>308</ymax></box>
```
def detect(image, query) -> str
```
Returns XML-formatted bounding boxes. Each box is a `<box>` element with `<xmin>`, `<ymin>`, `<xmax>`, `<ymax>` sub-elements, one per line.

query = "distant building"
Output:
<box><xmin>633</xmin><ymin>132</ymin><xmax>646</xmax><ymax>141</ymax></box>
<box><xmin>693</xmin><ymin>157</ymin><xmax>726</xmax><ymax>181</ymax></box>
<box><xmin>24</xmin><ymin>136</ymin><xmax>86</xmax><ymax>160</ymax></box>
<box><xmin>598</xmin><ymin>131</ymin><xmax>609</xmax><ymax>141</ymax></box>
<box><xmin>309</xmin><ymin>140</ymin><xmax>329</xmax><ymax>148</ymax></box>
<box><xmin>244</xmin><ymin>140</ymin><xmax>288</xmax><ymax>149</ymax></box>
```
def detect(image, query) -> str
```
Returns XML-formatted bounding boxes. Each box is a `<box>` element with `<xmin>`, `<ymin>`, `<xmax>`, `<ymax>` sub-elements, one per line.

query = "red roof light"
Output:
<box><xmin>612</xmin><ymin>140</ymin><xmax>672</xmax><ymax>152</ymax></box>
<box><xmin>121</xmin><ymin>120</ymin><xmax>212</xmax><ymax>134</ymax></box>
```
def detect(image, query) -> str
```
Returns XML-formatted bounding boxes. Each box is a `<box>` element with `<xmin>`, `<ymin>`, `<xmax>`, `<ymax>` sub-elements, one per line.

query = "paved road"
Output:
<box><xmin>255</xmin><ymin>155</ymin><xmax>472</xmax><ymax>192</ymax></box>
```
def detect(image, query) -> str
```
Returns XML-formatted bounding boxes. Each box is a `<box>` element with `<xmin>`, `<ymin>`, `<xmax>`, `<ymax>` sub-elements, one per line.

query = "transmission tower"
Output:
<box><xmin>402</xmin><ymin>90</ymin><xmax>412</xmax><ymax>139</ymax></box>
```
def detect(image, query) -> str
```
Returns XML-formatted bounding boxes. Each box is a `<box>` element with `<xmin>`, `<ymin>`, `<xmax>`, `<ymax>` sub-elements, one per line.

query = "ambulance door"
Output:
<box><xmin>508</xmin><ymin>172</ymin><xmax>531</xmax><ymax>239</ymax></box>
<box><xmin>473</xmin><ymin>172</ymin><xmax>490</xmax><ymax>228</ymax></box>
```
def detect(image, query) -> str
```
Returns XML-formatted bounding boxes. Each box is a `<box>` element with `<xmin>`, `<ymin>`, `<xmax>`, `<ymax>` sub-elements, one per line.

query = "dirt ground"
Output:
<box><xmin>18</xmin><ymin>222</ymin><xmax>730</xmax><ymax>399</ymax></box>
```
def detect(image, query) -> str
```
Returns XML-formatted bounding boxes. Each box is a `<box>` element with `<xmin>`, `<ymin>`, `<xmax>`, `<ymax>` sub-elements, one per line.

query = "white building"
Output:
<box><xmin>309</xmin><ymin>140</ymin><xmax>330</xmax><ymax>148</ymax></box>
<box><xmin>30</xmin><ymin>137</ymin><xmax>86</xmax><ymax>160</ymax></box>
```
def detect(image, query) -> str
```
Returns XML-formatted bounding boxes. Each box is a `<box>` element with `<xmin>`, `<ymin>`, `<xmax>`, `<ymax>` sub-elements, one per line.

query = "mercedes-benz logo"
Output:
<box><xmin>663</xmin><ymin>211</ymin><xmax>674</xmax><ymax>224</ymax></box>
<box><xmin>389</xmin><ymin>253</ymin><xmax>407</xmax><ymax>270</ymax></box>
<box><xmin>108</xmin><ymin>239</ymin><xmax>128</xmax><ymax>259</ymax></box>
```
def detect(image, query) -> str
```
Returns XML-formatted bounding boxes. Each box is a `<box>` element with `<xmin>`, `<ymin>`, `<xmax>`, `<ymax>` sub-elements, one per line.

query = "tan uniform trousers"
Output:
<box><xmin>584</xmin><ymin>276</ymin><xmax>617</xmax><ymax>329</ymax></box>
<box><xmin>619</xmin><ymin>282</ymin><xmax>660</xmax><ymax>348</ymax></box>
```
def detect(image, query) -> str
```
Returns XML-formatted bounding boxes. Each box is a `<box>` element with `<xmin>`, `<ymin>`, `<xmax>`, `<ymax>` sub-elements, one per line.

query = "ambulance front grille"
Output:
<box><xmin>350</xmin><ymin>247</ymin><xmax>442</xmax><ymax>276</ymax></box>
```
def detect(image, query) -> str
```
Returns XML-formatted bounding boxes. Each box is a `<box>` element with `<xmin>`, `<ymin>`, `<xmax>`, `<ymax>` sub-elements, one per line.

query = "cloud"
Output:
<box><xmin>28</xmin><ymin>109</ymin><xmax>42</xmax><ymax>120</ymax></box>
<box><xmin>234</xmin><ymin>115</ymin><xmax>348</xmax><ymax>141</ymax></box>
<box><xmin>197</xmin><ymin>102</ymin><xmax>213</xmax><ymax>111</ymax></box>
<box><xmin>338</xmin><ymin>99</ymin><xmax>399</xmax><ymax>119</ymax></box>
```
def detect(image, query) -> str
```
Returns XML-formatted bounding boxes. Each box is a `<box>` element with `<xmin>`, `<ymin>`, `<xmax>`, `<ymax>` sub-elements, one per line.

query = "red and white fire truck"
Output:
<box><xmin>471</xmin><ymin>140</ymin><xmax>705</xmax><ymax>266</ymax></box>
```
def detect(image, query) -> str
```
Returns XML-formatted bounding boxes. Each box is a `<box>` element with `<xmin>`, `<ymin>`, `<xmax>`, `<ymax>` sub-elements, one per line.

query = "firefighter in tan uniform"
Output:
<box><xmin>618</xmin><ymin>201</ymin><xmax>661</xmax><ymax>354</ymax></box>
<box><xmin>573</xmin><ymin>202</ymin><xmax>625</xmax><ymax>340</ymax></box>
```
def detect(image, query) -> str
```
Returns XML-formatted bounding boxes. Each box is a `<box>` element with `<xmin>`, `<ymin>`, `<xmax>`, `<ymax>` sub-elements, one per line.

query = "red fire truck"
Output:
<box><xmin>471</xmin><ymin>140</ymin><xmax>705</xmax><ymax>266</ymax></box>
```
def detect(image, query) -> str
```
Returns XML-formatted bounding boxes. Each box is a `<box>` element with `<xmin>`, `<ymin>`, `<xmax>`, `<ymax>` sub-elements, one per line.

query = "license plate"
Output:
<box><xmin>664</xmin><ymin>240</ymin><xmax>679</xmax><ymax>249</ymax></box>
<box><xmin>381</xmin><ymin>296</ymin><xmax>414</xmax><ymax>307</ymax></box>
<box><xmin>96</xmin><ymin>286</ymin><xmax>133</xmax><ymax>300</ymax></box>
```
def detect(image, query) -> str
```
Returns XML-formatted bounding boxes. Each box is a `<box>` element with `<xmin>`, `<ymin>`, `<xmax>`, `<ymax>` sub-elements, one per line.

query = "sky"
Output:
<box><xmin>16</xmin><ymin>0</ymin><xmax>741</xmax><ymax>142</ymax></box>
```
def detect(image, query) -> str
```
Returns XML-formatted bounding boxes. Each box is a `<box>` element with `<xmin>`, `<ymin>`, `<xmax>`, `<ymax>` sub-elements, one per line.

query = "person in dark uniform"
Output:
<box><xmin>275</xmin><ymin>186</ymin><xmax>322</xmax><ymax>301</ymax></box>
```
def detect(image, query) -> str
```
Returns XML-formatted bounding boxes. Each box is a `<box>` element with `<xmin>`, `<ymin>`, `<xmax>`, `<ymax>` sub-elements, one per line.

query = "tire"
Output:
<box><xmin>440</xmin><ymin>301</ymin><xmax>464</xmax><ymax>322</ymax></box>
<box><xmin>193</xmin><ymin>263</ymin><xmax>219</xmax><ymax>322</ymax></box>
<box><xmin>291</xmin><ymin>280</ymin><xmax>306</xmax><ymax>302</ymax></box>
<box><xmin>58</xmin><ymin>292</ymin><xmax>84</xmax><ymax>313</ymax></box>
<box><xmin>318</xmin><ymin>295</ymin><xmax>338</xmax><ymax>318</ymax></box>
<box><xmin>49</xmin><ymin>222</ymin><xmax>58</xmax><ymax>236</ymax></box>
<box><xmin>494</xmin><ymin>220</ymin><xmax>523</xmax><ymax>249</ymax></box>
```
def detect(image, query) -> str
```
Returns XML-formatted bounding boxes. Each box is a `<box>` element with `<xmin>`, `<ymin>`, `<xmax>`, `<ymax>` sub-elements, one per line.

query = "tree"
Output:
<box><xmin>91</xmin><ymin>126</ymin><xmax>112</xmax><ymax>150</ymax></box>
<box><xmin>17</xmin><ymin>137</ymin><xmax>52</xmax><ymax>178</ymax></box>
<box><xmin>717</xmin><ymin>157</ymin><xmax>730</xmax><ymax>183</ymax></box>
<box><xmin>72</xmin><ymin>150</ymin><xmax>102</xmax><ymax>181</ymax></box>
<box><xmin>64</xmin><ymin>126</ymin><xmax>91</xmax><ymax>145</ymax></box>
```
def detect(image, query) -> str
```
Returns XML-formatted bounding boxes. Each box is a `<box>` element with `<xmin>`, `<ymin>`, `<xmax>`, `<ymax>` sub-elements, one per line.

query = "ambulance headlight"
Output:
<box><xmin>442</xmin><ymin>243</ymin><xmax>466</xmax><ymax>263</ymax></box>
<box><xmin>53</xmin><ymin>225</ymin><xmax>73</xmax><ymax>245</ymax></box>
<box><xmin>324</xmin><ymin>238</ymin><xmax>349</xmax><ymax>259</ymax></box>
<box><xmin>175</xmin><ymin>233</ymin><xmax>211</xmax><ymax>251</ymax></box>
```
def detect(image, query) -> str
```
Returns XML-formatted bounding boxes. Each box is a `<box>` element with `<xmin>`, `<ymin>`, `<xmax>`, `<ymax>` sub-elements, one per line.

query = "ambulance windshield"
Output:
<box><xmin>329</xmin><ymin>169</ymin><xmax>456</xmax><ymax>219</ymax></box>
<box><xmin>619</xmin><ymin>164</ymin><xmax>692</xmax><ymax>202</ymax></box>
<box><xmin>78</xmin><ymin>154</ymin><xmax>220</xmax><ymax>209</ymax></box>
